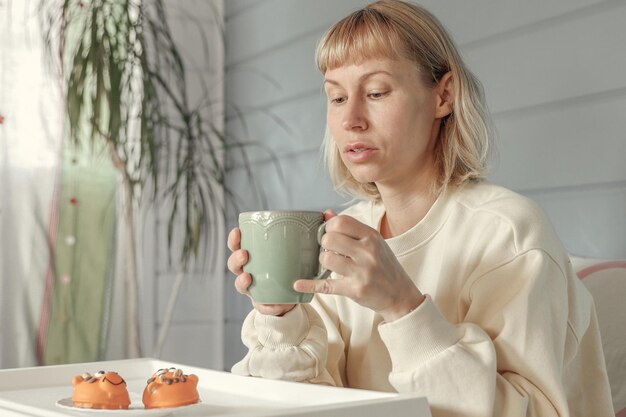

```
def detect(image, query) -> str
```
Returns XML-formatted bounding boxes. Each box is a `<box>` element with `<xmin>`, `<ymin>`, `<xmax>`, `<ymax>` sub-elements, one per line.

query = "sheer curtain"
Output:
<box><xmin>1</xmin><ymin>1</ymin><xmax>226</xmax><ymax>369</ymax></box>
<box><xmin>0</xmin><ymin>1</ymin><xmax>120</xmax><ymax>368</ymax></box>
<box><xmin>0</xmin><ymin>1</ymin><xmax>64</xmax><ymax>368</ymax></box>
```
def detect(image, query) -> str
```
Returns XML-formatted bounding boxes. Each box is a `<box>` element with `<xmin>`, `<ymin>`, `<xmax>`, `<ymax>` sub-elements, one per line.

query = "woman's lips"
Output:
<box><xmin>343</xmin><ymin>143</ymin><xmax>377</xmax><ymax>163</ymax></box>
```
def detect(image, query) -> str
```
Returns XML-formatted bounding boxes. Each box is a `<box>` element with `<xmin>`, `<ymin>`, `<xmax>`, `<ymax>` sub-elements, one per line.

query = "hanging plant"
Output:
<box><xmin>39</xmin><ymin>0</ymin><xmax>274</xmax><ymax>358</ymax></box>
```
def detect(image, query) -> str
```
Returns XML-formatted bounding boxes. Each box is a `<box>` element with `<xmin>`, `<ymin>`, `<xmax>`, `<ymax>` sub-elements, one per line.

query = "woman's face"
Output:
<box><xmin>324</xmin><ymin>57</ymin><xmax>447</xmax><ymax>192</ymax></box>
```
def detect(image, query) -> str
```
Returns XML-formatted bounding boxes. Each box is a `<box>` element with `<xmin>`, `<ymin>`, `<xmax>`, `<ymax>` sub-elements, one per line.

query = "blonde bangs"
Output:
<box><xmin>316</xmin><ymin>9</ymin><xmax>404</xmax><ymax>74</ymax></box>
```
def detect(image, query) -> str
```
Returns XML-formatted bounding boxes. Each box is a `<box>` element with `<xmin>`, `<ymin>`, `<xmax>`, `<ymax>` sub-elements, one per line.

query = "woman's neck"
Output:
<box><xmin>379</xmin><ymin>191</ymin><xmax>438</xmax><ymax>239</ymax></box>
<box><xmin>377</xmin><ymin>174</ymin><xmax>439</xmax><ymax>239</ymax></box>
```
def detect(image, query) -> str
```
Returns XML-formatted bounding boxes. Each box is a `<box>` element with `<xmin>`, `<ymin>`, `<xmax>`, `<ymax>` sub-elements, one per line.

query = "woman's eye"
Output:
<box><xmin>368</xmin><ymin>91</ymin><xmax>387</xmax><ymax>99</ymax></box>
<box><xmin>330</xmin><ymin>96</ymin><xmax>346</xmax><ymax>104</ymax></box>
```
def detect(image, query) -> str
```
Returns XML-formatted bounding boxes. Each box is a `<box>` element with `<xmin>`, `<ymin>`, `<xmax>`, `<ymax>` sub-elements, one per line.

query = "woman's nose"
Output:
<box><xmin>341</xmin><ymin>99</ymin><xmax>368</xmax><ymax>131</ymax></box>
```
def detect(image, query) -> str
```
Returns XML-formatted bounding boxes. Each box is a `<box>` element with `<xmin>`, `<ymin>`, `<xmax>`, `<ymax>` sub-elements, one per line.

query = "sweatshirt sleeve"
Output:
<box><xmin>230</xmin><ymin>303</ymin><xmax>335</xmax><ymax>385</ymax></box>
<box><xmin>379</xmin><ymin>249</ymin><xmax>612</xmax><ymax>417</ymax></box>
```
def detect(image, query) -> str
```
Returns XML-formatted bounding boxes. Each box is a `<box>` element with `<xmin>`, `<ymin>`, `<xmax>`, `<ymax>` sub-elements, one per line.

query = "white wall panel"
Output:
<box><xmin>164</xmin><ymin>0</ymin><xmax>220</xmax><ymax>20</ymax></box>
<box><xmin>226</xmin><ymin>32</ymin><xmax>322</xmax><ymax>110</ymax></box>
<box><xmin>464</xmin><ymin>1</ymin><xmax>626</xmax><ymax>114</ymax></box>
<box><xmin>526</xmin><ymin>183</ymin><xmax>626</xmax><ymax>258</ymax></box>
<box><xmin>421</xmin><ymin>0</ymin><xmax>610</xmax><ymax>46</ymax></box>
<box><xmin>155</xmin><ymin>0</ymin><xmax>225</xmax><ymax>76</ymax></box>
<box><xmin>227</xmin><ymin>0</ymin><xmax>362</xmax><ymax>65</ymax></box>
<box><xmin>227</xmin><ymin>150</ymin><xmax>348</xmax><ymax>213</ymax></box>
<box><xmin>489</xmin><ymin>93</ymin><xmax>626</xmax><ymax>190</ymax></box>
<box><xmin>157</xmin><ymin>322</ymin><xmax>222</xmax><ymax>368</ymax></box>
<box><xmin>156</xmin><ymin>272</ymin><xmax>222</xmax><ymax>323</ymax></box>
<box><xmin>226</xmin><ymin>0</ymin><xmax>265</xmax><ymax>20</ymax></box>
<box><xmin>224</xmin><ymin>321</ymin><xmax>247</xmax><ymax>370</ymax></box>
<box><xmin>225</xmin><ymin>283</ymin><xmax>253</xmax><ymax>322</ymax></box>
<box><xmin>227</xmin><ymin>94</ymin><xmax>326</xmax><ymax>165</ymax></box>
<box><xmin>227</xmin><ymin>0</ymin><xmax>612</xmax><ymax>66</ymax></box>
<box><xmin>141</xmin><ymin>0</ymin><xmax>225</xmax><ymax>370</ymax></box>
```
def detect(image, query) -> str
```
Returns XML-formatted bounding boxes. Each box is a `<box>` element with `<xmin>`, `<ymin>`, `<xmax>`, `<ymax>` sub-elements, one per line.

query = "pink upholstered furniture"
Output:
<box><xmin>571</xmin><ymin>256</ymin><xmax>626</xmax><ymax>417</ymax></box>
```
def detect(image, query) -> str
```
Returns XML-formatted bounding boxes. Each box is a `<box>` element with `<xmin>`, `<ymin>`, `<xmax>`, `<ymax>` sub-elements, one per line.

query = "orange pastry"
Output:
<box><xmin>142</xmin><ymin>367</ymin><xmax>199</xmax><ymax>409</ymax></box>
<box><xmin>71</xmin><ymin>371</ymin><xmax>131</xmax><ymax>409</ymax></box>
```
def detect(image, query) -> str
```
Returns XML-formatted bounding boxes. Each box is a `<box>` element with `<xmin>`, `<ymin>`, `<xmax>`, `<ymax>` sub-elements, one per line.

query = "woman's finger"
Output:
<box><xmin>227</xmin><ymin>227</ymin><xmax>241</xmax><ymax>252</ymax></box>
<box><xmin>320</xmin><ymin>216</ymin><xmax>381</xmax><ymax>265</ymax></box>
<box><xmin>320</xmin><ymin>231</ymin><xmax>358</xmax><ymax>260</ymax></box>
<box><xmin>293</xmin><ymin>276</ymin><xmax>352</xmax><ymax>297</ymax></box>
<box><xmin>235</xmin><ymin>272</ymin><xmax>252</xmax><ymax>295</ymax></box>
<box><xmin>319</xmin><ymin>248</ymin><xmax>354</xmax><ymax>277</ymax></box>
<box><xmin>325</xmin><ymin>214</ymin><xmax>376</xmax><ymax>240</ymax></box>
<box><xmin>227</xmin><ymin>249</ymin><xmax>248</xmax><ymax>275</ymax></box>
<box><xmin>323</xmin><ymin>209</ymin><xmax>338</xmax><ymax>221</ymax></box>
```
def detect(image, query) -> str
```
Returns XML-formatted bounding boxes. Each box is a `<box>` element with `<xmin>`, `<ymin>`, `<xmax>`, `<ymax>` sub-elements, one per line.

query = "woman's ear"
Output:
<box><xmin>434</xmin><ymin>71</ymin><xmax>453</xmax><ymax>119</ymax></box>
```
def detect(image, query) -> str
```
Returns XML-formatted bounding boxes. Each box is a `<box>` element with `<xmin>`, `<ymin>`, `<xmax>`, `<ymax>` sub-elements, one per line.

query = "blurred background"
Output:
<box><xmin>1</xmin><ymin>0</ymin><xmax>624</xmax><ymax>372</ymax></box>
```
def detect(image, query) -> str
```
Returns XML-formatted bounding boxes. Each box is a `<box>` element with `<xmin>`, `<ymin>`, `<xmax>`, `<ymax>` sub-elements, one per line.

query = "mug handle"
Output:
<box><xmin>315</xmin><ymin>222</ymin><xmax>332</xmax><ymax>280</ymax></box>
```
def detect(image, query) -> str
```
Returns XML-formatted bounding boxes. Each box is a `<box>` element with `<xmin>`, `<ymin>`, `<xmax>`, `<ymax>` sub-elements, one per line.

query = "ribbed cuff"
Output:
<box><xmin>378</xmin><ymin>295</ymin><xmax>462</xmax><ymax>372</ymax></box>
<box><xmin>254</xmin><ymin>305</ymin><xmax>308</xmax><ymax>348</ymax></box>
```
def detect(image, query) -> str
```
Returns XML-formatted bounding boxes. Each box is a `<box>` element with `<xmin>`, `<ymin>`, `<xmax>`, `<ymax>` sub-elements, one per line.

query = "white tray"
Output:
<box><xmin>0</xmin><ymin>358</ymin><xmax>431</xmax><ymax>417</ymax></box>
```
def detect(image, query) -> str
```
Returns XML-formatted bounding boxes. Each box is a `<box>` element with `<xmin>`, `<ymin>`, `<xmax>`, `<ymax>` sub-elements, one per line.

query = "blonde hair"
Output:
<box><xmin>316</xmin><ymin>0</ymin><xmax>491</xmax><ymax>199</ymax></box>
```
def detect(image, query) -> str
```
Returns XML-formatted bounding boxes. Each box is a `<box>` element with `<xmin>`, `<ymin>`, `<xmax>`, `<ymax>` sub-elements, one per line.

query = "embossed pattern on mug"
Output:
<box><xmin>239</xmin><ymin>211</ymin><xmax>325</xmax><ymax>304</ymax></box>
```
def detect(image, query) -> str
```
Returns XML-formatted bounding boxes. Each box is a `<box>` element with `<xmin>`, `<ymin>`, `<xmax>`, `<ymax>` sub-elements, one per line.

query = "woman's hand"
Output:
<box><xmin>227</xmin><ymin>227</ymin><xmax>295</xmax><ymax>316</ymax></box>
<box><xmin>294</xmin><ymin>211</ymin><xmax>425</xmax><ymax>322</ymax></box>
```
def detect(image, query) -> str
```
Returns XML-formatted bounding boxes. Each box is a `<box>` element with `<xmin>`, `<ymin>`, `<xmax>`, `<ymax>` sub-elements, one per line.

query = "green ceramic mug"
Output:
<box><xmin>239</xmin><ymin>210</ymin><xmax>331</xmax><ymax>304</ymax></box>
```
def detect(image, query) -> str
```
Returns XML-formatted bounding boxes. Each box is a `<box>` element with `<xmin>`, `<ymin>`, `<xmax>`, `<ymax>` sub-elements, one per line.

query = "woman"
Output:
<box><xmin>226</xmin><ymin>1</ymin><xmax>614</xmax><ymax>416</ymax></box>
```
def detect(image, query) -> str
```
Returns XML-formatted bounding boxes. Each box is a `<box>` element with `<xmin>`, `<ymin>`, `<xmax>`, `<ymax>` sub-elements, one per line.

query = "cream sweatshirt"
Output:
<box><xmin>232</xmin><ymin>181</ymin><xmax>614</xmax><ymax>417</ymax></box>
